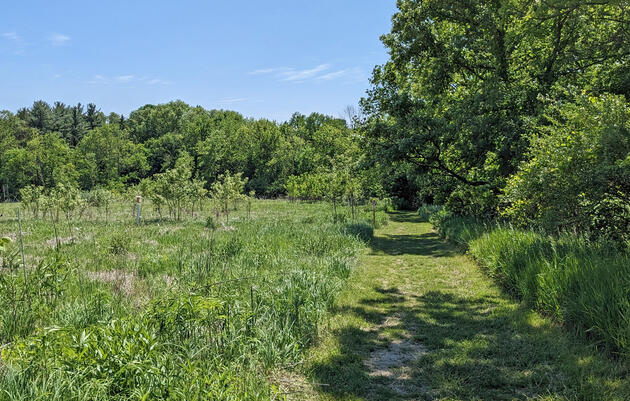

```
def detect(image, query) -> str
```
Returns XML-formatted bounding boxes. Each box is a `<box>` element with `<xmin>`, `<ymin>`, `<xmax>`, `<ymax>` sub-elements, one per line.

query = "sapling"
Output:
<box><xmin>211</xmin><ymin>170</ymin><xmax>248</xmax><ymax>223</ymax></box>
<box><xmin>19</xmin><ymin>185</ymin><xmax>44</xmax><ymax>219</ymax></box>
<box><xmin>142</xmin><ymin>152</ymin><xmax>207</xmax><ymax>220</ymax></box>
<box><xmin>86</xmin><ymin>187</ymin><xmax>113</xmax><ymax>221</ymax></box>
<box><xmin>344</xmin><ymin>177</ymin><xmax>363</xmax><ymax>220</ymax></box>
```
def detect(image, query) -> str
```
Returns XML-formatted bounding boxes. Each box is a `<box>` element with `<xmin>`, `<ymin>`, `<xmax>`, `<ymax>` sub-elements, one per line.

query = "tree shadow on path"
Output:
<box><xmin>311</xmin><ymin>286</ymin><xmax>626</xmax><ymax>400</ymax></box>
<box><xmin>309</xmin><ymin>214</ymin><xmax>628</xmax><ymax>400</ymax></box>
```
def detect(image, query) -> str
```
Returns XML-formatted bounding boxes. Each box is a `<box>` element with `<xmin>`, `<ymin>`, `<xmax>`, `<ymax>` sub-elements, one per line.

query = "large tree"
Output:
<box><xmin>362</xmin><ymin>0</ymin><xmax>630</xmax><ymax>215</ymax></box>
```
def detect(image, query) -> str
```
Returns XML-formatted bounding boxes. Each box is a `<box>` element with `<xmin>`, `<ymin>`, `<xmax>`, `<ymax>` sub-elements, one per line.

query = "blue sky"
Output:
<box><xmin>0</xmin><ymin>1</ymin><xmax>397</xmax><ymax>121</ymax></box>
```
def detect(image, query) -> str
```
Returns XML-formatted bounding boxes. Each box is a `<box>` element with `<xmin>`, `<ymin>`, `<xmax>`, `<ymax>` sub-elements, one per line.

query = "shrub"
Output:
<box><xmin>430</xmin><ymin>210</ymin><xmax>487</xmax><ymax>248</ymax></box>
<box><xmin>417</xmin><ymin>204</ymin><xmax>442</xmax><ymax>222</ymax></box>
<box><xmin>503</xmin><ymin>93</ymin><xmax>630</xmax><ymax>242</ymax></box>
<box><xmin>108</xmin><ymin>232</ymin><xmax>129</xmax><ymax>255</ymax></box>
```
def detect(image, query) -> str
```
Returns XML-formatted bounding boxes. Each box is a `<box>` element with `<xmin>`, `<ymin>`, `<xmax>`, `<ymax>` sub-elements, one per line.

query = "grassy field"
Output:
<box><xmin>0</xmin><ymin>199</ymin><xmax>383</xmax><ymax>400</ymax></box>
<box><xmin>303</xmin><ymin>212</ymin><xmax>630</xmax><ymax>400</ymax></box>
<box><xmin>2</xmin><ymin>204</ymin><xmax>628</xmax><ymax>400</ymax></box>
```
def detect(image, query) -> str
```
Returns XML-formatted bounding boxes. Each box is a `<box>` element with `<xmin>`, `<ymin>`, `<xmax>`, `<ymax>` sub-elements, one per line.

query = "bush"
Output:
<box><xmin>108</xmin><ymin>232</ymin><xmax>129</xmax><ymax>255</ymax></box>
<box><xmin>503</xmin><ymin>93</ymin><xmax>630</xmax><ymax>242</ymax></box>
<box><xmin>430</xmin><ymin>210</ymin><xmax>487</xmax><ymax>248</ymax></box>
<box><xmin>417</xmin><ymin>204</ymin><xmax>442</xmax><ymax>222</ymax></box>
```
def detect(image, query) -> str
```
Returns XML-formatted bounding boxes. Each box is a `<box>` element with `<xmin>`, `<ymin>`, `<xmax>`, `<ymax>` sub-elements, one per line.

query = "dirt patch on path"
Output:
<box><xmin>364</xmin><ymin>314</ymin><xmax>428</xmax><ymax>396</ymax></box>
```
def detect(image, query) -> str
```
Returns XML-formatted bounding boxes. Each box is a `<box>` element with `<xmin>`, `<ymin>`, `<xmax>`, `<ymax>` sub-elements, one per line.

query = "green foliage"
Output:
<box><xmin>503</xmin><ymin>93</ymin><xmax>630</xmax><ymax>242</ymax></box>
<box><xmin>341</xmin><ymin>222</ymin><xmax>373</xmax><ymax>243</ymax></box>
<box><xmin>0</xmin><ymin>236</ymin><xmax>11</xmax><ymax>254</ymax></box>
<box><xmin>142</xmin><ymin>152</ymin><xmax>207</xmax><ymax>220</ymax></box>
<box><xmin>211</xmin><ymin>170</ymin><xmax>247</xmax><ymax>220</ymax></box>
<box><xmin>85</xmin><ymin>187</ymin><xmax>113</xmax><ymax>216</ymax></box>
<box><xmin>2</xmin><ymin>98</ymin><xmax>370</xmax><ymax>202</ymax></box>
<box><xmin>470</xmin><ymin>228</ymin><xmax>630</xmax><ymax>357</ymax></box>
<box><xmin>286</xmin><ymin>171</ymin><xmax>329</xmax><ymax>200</ymax></box>
<box><xmin>76</xmin><ymin>124</ymin><xmax>148</xmax><ymax>188</ymax></box>
<box><xmin>430</xmin><ymin>209</ymin><xmax>488</xmax><ymax>249</ymax></box>
<box><xmin>108</xmin><ymin>232</ymin><xmax>129</xmax><ymax>255</ymax></box>
<box><xmin>417</xmin><ymin>204</ymin><xmax>442</xmax><ymax>222</ymax></box>
<box><xmin>363</xmin><ymin>0</ymin><xmax>630</xmax><ymax>216</ymax></box>
<box><xmin>50</xmin><ymin>183</ymin><xmax>83</xmax><ymax>221</ymax></box>
<box><xmin>433</xmin><ymin>214</ymin><xmax>630</xmax><ymax>357</ymax></box>
<box><xmin>19</xmin><ymin>185</ymin><xmax>44</xmax><ymax>218</ymax></box>
<box><xmin>0</xmin><ymin>253</ymin><xmax>68</xmax><ymax>341</ymax></box>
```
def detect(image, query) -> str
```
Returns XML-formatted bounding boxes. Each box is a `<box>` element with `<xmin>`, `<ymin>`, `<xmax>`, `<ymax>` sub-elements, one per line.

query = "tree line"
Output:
<box><xmin>0</xmin><ymin>100</ymin><xmax>383</xmax><ymax>207</ymax></box>
<box><xmin>2</xmin><ymin>0</ymin><xmax>628</xmax><ymax>241</ymax></box>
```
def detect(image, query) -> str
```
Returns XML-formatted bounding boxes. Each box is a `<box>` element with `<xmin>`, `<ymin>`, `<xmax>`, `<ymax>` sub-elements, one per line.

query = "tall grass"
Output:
<box><xmin>0</xmin><ymin>200</ymin><xmax>374</xmax><ymax>400</ymax></box>
<box><xmin>428</xmin><ymin>208</ymin><xmax>487</xmax><ymax>248</ymax></box>
<box><xmin>431</xmin><ymin>211</ymin><xmax>630</xmax><ymax>358</ymax></box>
<box><xmin>417</xmin><ymin>204</ymin><xmax>442</xmax><ymax>222</ymax></box>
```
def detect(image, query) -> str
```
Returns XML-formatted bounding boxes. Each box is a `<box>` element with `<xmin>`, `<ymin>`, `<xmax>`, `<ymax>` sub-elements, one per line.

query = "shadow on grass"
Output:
<box><xmin>309</xmin><ymin>213</ymin><xmax>628</xmax><ymax>400</ymax></box>
<box><xmin>367</xmin><ymin>212</ymin><xmax>456</xmax><ymax>258</ymax></box>
<box><xmin>370</xmin><ymin>232</ymin><xmax>457</xmax><ymax>258</ymax></box>
<box><xmin>387</xmin><ymin>211</ymin><xmax>425</xmax><ymax>224</ymax></box>
<box><xmin>311</xmin><ymin>287</ymin><xmax>627</xmax><ymax>400</ymax></box>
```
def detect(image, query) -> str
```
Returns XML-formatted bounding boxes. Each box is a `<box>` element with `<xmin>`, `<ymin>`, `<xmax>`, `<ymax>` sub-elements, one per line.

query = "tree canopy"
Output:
<box><xmin>362</xmin><ymin>0</ymin><xmax>630</xmax><ymax>216</ymax></box>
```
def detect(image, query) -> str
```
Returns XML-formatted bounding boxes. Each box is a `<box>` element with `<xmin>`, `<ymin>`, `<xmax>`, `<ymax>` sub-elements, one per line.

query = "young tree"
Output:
<box><xmin>85</xmin><ymin>187</ymin><xmax>113</xmax><ymax>220</ymax></box>
<box><xmin>211</xmin><ymin>170</ymin><xmax>247</xmax><ymax>223</ymax></box>
<box><xmin>50</xmin><ymin>183</ymin><xmax>83</xmax><ymax>221</ymax></box>
<box><xmin>145</xmin><ymin>151</ymin><xmax>207</xmax><ymax>220</ymax></box>
<box><xmin>19</xmin><ymin>185</ymin><xmax>44</xmax><ymax>218</ymax></box>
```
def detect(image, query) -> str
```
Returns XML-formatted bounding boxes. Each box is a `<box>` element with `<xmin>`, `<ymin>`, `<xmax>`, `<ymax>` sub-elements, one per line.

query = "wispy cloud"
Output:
<box><xmin>115</xmin><ymin>75</ymin><xmax>134</xmax><ymax>82</ymax></box>
<box><xmin>86</xmin><ymin>74</ymin><xmax>171</xmax><ymax>86</ymax></box>
<box><xmin>2</xmin><ymin>32</ymin><xmax>21</xmax><ymax>42</ymax></box>
<box><xmin>217</xmin><ymin>97</ymin><xmax>249</xmax><ymax>104</ymax></box>
<box><xmin>145</xmin><ymin>78</ymin><xmax>172</xmax><ymax>85</ymax></box>
<box><xmin>316</xmin><ymin>67</ymin><xmax>367</xmax><ymax>83</ymax></box>
<box><xmin>49</xmin><ymin>33</ymin><xmax>70</xmax><ymax>46</ymax></box>
<box><xmin>85</xmin><ymin>74</ymin><xmax>106</xmax><ymax>84</ymax></box>
<box><xmin>249</xmin><ymin>68</ymin><xmax>289</xmax><ymax>75</ymax></box>
<box><xmin>279</xmin><ymin>64</ymin><xmax>330</xmax><ymax>82</ymax></box>
<box><xmin>250</xmin><ymin>63</ymin><xmax>365</xmax><ymax>84</ymax></box>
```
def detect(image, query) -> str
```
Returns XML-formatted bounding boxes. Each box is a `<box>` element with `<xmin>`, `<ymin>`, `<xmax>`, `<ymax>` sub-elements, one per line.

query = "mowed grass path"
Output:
<box><xmin>303</xmin><ymin>212</ymin><xmax>629</xmax><ymax>400</ymax></box>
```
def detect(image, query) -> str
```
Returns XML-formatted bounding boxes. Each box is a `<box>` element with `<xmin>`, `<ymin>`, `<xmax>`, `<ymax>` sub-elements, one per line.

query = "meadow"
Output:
<box><xmin>0</xmin><ymin>199</ymin><xmax>386</xmax><ymax>400</ymax></box>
